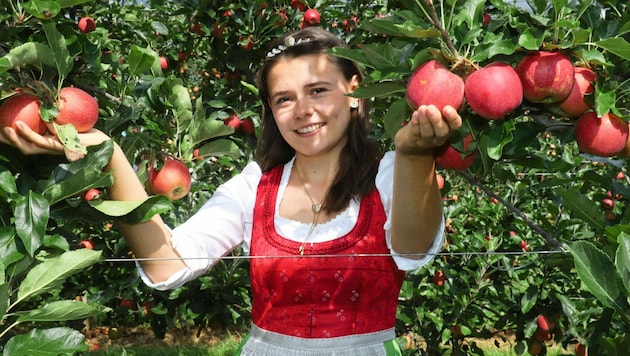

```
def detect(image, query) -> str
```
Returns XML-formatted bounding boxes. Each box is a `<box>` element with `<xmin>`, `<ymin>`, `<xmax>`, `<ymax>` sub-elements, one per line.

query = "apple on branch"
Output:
<box><xmin>147</xmin><ymin>157</ymin><xmax>192</xmax><ymax>200</ymax></box>
<box><xmin>557</xmin><ymin>67</ymin><xmax>597</xmax><ymax>118</ymax></box>
<box><xmin>435</xmin><ymin>133</ymin><xmax>476</xmax><ymax>170</ymax></box>
<box><xmin>575</xmin><ymin>112</ymin><xmax>629</xmax><ymax>157</ymax></box>
<box><xmin>464</xmin><ymin>61</ymin><xmax>523</xmax><ymax>120</ymax></box>
<box><xmin>516</xmin><ymin>51</ymin><xmax>575</xmax><ymax>104</ymax></box>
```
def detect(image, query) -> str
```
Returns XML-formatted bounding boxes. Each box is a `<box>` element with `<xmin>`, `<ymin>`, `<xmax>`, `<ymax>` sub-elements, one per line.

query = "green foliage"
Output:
<box><xmin>1</xmin><ymin>0</ymin><xmax>630</xmax><ymax>355</ymax></box>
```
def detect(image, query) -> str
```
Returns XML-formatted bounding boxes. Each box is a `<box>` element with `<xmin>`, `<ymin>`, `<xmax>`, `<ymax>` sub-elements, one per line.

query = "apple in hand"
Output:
<box><xmin>516</xmin><ymin>51</ymin><xmax>575</xmax><ymax>104</ymax></box>
<box><xmin>575</xmin><ymin>112</ymin><xmax>629</xmax><ymax>157</ymax></box>
<box><xmin>406</xmin><ymin>60</ymin><xmax>465</xmax><ymax>113</ymax></box>
<box><xmin>52</xmin><ymin>87</ymin><xmax>100</xmax><ymax>133</ymax></box>
<box><xmin>148</xmin><ymin>157</ymin><xmax>192</xmax><ymax>200</ymax></box>
<box><xmin>464</xmin><ymin>61</ymin><xmax>523</xmax><ymax>120</ymax></box>
<box><xmin>435</xmin><ymin>133</ymin><xmax>476</xmax><ymax>170</ymax></box>
<box><xmin>0</xmin><ymin>93</ymin><xmax>48</xmax><ymax>135</ymax></box>
<box><xmin>557</xmin><ymin>67</ymin><xmax>597</xmax><ymax>118</ymax></box>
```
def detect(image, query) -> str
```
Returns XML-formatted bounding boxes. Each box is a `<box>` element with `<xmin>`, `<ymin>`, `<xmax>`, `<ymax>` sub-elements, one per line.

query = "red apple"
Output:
<box><xmin>119</xmin><ymin>299</ymin><xmax>137</xmax><ymax>310</ymax></box>
<box><xmin>54</xmin><ymin>87</ymin><xmax>99</xmax><ymax>132</ymax></box>
<box><xmin>159</xmin><ymin>56</ymin><xmax>169</xmax><ymax>70</ymax></box>
<box><xmin>433</xmin><ymin>270</ymin><xmax>445</xmax><ymax>287</ymax></box>
<box><xmin>516</xmin><ymin>51</ymin><xmax>575</xmax><ymax>103</ymax></box>
<box><xmin>575</xmin><ymin>112</ymin><xmax>629</xmax><ymax>157</ymax></box>
<box><xmin>520</xmin><ymin>240</ymin><xmax>529</xmax><ymax>251</ymax></box>
<box><xmin>84</xmin><ymin>188</ymin><xmax>102</xmax><ymax>201</ymax></box>
<box><xmin>78</xmin><ymin>17</ymin><xmax>96</xmax><ymax>34</ymax></box>
<box><xmin>241</xmin><ymin>117</ymin><xmax>255</xmax><ymax>134</ymax></box>
<box><xmin>79</xmin><ymin>240</ymin><xmax>94</xmax><ymax>249</ymax></box>
<box><xmin>148</xmin><ymin>157</ymin><xmax>192</xmax><ymax>200</ymax></box>
<box><xmin>575</xmin><ymin>342</ymin><xmax>588</xmax><ymax>356</ymax></box>
<box><xmin>482</xmin><ymin>13</ymin><xmax>491</xmax><ymax>26</ymax></box>
<box><xmin>557</xmin><ymin>67</ymin><xmax>597</xmax><ymax>118</ymax></box>
<box><xmin>602</xmin><ymin>198</ymin><xmax>614</xmax><ymax>210</ymax></box>
<box><xmin>435</xmin><ymin>134</ymin><xmax>476</xmax><ymax>170</ymax></box>
<box><xmin>0</xmin><ymin>93</ymin><xmax>48</xmax><ymax>135</ymax></box>
<box><xmin>303</xmin><ymin>9</ymin><xmax>321</xmax><ymax>26</ymax></box>
<box><xmin>406</xmin><ymin>60</ymin><xmax>465</xmax><ymax>112</ymax></box>
<box><xmin>464</xmin><ymin>61</ymin><xmax>523</xmax><ymax>120</ymax></box>
<box><xmin>290</xmin><ymin>0</ymin><xmax>307</xmax><ymax>12</ymax></box>
<box><xmin>436</xmin><ymin>173</ymin><xmax>445</xmax><ymax>189</ymax></box>
<box><xmin>224</xmin><ymin>114</ymin><xmax>241</xmax><ymax>130</ymax></box>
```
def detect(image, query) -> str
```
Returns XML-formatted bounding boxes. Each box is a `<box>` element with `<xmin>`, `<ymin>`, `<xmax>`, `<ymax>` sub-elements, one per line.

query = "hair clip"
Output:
<box><xmin>266</xmin><ymin>37</ymin><xmax>312</xmax><ymax>58</ymax></box>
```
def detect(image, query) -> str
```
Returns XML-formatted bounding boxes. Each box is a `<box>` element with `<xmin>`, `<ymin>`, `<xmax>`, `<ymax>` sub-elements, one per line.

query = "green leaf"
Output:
<box><xmin>56</xmin><ymin>0</ymin><xmax>92</xmax><ymax>7</ymax></box>
<box><xmin>486</xmin><ymin>120</ymin><xmax>515</xmax><ymax>160</ymax></box>
<box><xmin>569</xmin><ymin>241</ymin><xmax>625</xmax><ymax>311</ymax></box>
<box><xmin>351</xmin><ymin>82</ymin><xmax>405</xmax><ymax>99</ymax></box>
<box><xmin>2</xmin><ymin>327</ymin><xmax>87</xmax><ymax>356</ymax></box>
<box><xmin>41</xmin><ymin>21</ymin><xmax>72</xmax><ymax>78</ymax></box>
<box><xmin>0</xmin><ymin>166</ymin><xmax>17</xmax><ymax>197</ymax></box>
<box><xmin>330</xmin><ymin>47</ymin><xmax>370</xmax><ymax>68</ymax></box>
<box><xmin>189</xmin><ymin>118</ymin><xmax>235</xmax><ymax>147</ymax></box>
<box><xmin>151</xmin><ymin>21</ymin><xmax>169</xmax><ymax>35</ymax></box>
<box><xmin>0</xmin><ymin>42</ymin><xmax>55</xmax><ymax>73</ymax></box>
<box><xmin>17</xmin><ymin>249</ymin><xmax>101</xmax><ymax>304</ymax></box>
<box><xmin>196</xmin><ymin>139</ymin><xmax>241</xmax><ymax>159</ymax></box>
<box><xmin>0</xmin><ymin>226</ymin><xmax>24</xmax><ymax>268</ymax></box>
<box><xmin>616</xmin><ymin>233</ymin><xmax>630</xmax><ymax>295</ymax></box>
<box><xmin>557</xmin><ymin>189</ymin><xmax>606</xmax><ymax>230</ymax></box>
<box><xmin>128</xmin><ymin>45</ymin><xmax>157</xmax><ymax>76</ymax></box>
<box><xmin>16</xmin><ymin>300</ymin><xmax>110</xmax><ymax>322</ymax></box>
<box><xmin>14</xmin><ymin>191</ymin><xmax>49</xmax><ymax>257</ymax></box>
<box><xmin>23</xmin><ymin>0</ymin><xmax>60</xmax><ymax>19</ymax></box>
<box><xmin>395</xmin><ymin>22</ymin><xmax>441</xmax><ymax>39</ymax></box>
<box><xmin>41</xmin><ymin>141</ymin><xmax>114</xmax><ymax>204</ymax></box>
<box><xmin>51</xmin><ymin>122</ymin><xmax>87</xmax><ymax>158</ymax></box>
<box><xmin>90</xmin><ymin>195</ymin><xmax>173</xmax><ymax>224</ymax></box>
<box><xmin>383</xmin><ymin>98</ymin><xmax>411</xmax><ymax>139</ymax></box>
<box><xmin>595</xmin><ymin>37</ymin><xmax>630</xmax><ymax>61</ymax></box>
<box><xmin>520</xmin><ymin>286</ymin><xmax>538</xmax><ymax>314</ymax></box>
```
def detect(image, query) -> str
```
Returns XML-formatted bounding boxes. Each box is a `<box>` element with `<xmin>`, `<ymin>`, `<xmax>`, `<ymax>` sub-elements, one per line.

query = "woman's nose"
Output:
<box><xmin>295</xmin><ymin>96</ymin><xmax>313</xmax><ymax>119</ymax></box>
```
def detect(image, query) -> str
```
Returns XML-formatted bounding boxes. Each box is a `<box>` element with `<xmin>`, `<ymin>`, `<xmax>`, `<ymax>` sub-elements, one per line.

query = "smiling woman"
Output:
<box><xmin>0</xmin><ymin>26</ymin><xmax>462</xmax><ymax>356</ymax></box>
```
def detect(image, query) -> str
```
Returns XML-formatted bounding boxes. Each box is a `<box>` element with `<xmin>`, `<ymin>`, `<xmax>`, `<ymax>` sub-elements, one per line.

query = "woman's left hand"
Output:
<box><xmin>394</xmin><ymin>104</ymin><xmax>462</xmax><ymax>155</ymax></box>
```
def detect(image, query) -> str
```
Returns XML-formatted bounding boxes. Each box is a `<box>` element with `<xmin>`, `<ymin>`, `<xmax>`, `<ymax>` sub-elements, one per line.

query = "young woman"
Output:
<box><xmin>0</xmin><ymin>27</ymin><xmax>461</xmax><ymax>355</ymax></box>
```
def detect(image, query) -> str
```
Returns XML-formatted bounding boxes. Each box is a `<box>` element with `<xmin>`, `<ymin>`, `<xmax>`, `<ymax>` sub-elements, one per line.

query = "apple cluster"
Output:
<box><xmin>405</xmin><ymin>51</ymin><xmax>628</xmax><ymax>170</ymax></box>
<box><xmin>0</xmin><ymin>86</ymin><xmax>100</xmax><ymax>135</ymax></box>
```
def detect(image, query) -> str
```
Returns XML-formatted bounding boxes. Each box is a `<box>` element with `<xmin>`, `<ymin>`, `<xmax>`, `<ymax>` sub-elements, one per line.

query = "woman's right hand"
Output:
<box><xmin>0</xmin><ymin>121</ymin><xmax>111</xmax><ymax>160</ymax></box>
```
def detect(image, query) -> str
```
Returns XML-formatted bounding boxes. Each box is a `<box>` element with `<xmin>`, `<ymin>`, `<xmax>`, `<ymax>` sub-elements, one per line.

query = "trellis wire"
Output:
<box><xmin>103</xmin><ymin>248</ymin><xmax>567</xmax><ymax>263</ymax></box>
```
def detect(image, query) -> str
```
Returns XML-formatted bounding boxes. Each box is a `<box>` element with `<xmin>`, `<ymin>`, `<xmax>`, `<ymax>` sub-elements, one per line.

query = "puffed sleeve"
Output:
<box><xmin>137</xmin><ymin>161</ymin><xmax>261</xmax><ymax>290</ymax></box>
<box><xmin>376</xmin><ymin>151</ymin><xmax>445</xmax><ymax>271</ymax></box>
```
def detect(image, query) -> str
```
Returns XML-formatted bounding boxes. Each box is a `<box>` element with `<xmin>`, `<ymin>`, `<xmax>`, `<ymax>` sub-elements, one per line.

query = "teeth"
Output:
<box><xmin>297</xmin><ymin>124</ymin><xmax>322</xmax><ymax>134</ymax></box>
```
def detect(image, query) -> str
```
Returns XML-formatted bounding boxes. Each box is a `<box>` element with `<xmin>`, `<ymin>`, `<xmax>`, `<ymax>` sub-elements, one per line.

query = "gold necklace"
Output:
<box><xmin>294</xmin><ymin>164</ymin><xmax>324</xmax><ymax>255</ymax></box>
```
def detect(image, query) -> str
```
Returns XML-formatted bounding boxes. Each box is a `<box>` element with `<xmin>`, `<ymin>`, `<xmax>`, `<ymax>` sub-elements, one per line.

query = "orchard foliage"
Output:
<box><xmin>0</xmin><ymin>0</ymin><xmax>630</xmax><ymax>355</ymax></box>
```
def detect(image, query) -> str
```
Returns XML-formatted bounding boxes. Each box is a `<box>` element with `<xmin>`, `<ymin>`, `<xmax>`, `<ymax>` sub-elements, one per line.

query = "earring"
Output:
<box><xmin>350</xmin><ymin>101</ymin><xmax>359</xmax><ymax>109</ymax></box>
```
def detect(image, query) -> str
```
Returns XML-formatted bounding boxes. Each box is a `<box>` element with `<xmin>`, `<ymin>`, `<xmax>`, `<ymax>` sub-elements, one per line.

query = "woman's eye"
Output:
<box><xmin>312</xmin><ymin>88</ymin><xmax>326</xmax><ymax>95</ymax></box>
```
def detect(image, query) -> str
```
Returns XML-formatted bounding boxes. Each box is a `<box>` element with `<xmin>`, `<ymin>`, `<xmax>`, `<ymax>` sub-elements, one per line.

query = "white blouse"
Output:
<box><xmin>138</xmin><ymin>151</ymin><xmax>445</xmax><ymax>290</ymax></box>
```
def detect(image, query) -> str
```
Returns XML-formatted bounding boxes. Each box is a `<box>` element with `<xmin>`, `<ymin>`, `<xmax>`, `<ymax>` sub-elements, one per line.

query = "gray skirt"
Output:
<box><xmin>235</xmin><ymin>324</ymin><xmax>403</xmax><ymax>356</ymax></box>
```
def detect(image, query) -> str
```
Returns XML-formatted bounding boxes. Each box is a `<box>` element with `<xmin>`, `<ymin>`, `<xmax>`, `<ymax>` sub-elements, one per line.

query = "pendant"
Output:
<box><xmin>312</xmin><ymin>204</ymin><xmax>321</xmax><ymax>213</ymax></box>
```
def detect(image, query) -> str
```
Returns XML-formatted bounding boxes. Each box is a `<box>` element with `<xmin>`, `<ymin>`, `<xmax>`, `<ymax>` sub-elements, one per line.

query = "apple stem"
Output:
<box><xmin>423</xmin><ymin>0</ymin><xmax>463</xmax><ymax>63</ymax></box>
<box><xmin>455</xmin><ymin>170</ymin><xmax>564</xmax><ymax>250</ymax></box>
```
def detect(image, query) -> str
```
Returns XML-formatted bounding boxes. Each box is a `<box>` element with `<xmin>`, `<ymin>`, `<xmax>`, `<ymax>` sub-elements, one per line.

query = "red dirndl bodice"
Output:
<box><xmin>250</xmin><ymin>166</ymin><xmax>405</xmax><ymax>338</ymax></box>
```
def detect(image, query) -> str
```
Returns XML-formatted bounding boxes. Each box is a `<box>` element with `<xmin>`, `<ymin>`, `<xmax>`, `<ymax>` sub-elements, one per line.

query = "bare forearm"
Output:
<box><xmin>105</xmin><ymin>143</ymin><xmax>186</xmax><ymax>281</ymax></box>
<box><xmin>390</xmin><ymin>152</ymin><xmax>443</xmax><ymax>255</ymax></box>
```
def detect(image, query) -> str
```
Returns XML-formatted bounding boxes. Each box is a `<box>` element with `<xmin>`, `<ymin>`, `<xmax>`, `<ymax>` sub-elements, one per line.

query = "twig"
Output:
<box><xmin>424</xmin><ymin>0</ymin><xmax>463</xmax><ymax>63</ymax></box>
<box><xmin>454</xmin><ymin>170</ymin><xmax>564</xmax><ymax>249</ymax></box>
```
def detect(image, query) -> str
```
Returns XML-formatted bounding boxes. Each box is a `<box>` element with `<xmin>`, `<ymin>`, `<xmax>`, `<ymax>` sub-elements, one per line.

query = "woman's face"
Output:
<box><xmin>266</xmin><ymin>53</ymin><xmax>358</xmax><ymax>159</ymax></box>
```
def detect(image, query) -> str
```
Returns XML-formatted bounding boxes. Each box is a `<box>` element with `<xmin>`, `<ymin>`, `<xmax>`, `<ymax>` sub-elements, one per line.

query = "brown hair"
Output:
<box><xmin>255</xmin><ymin>27</ymin><xmax>381</xmax><ymax>213</ymax></box>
